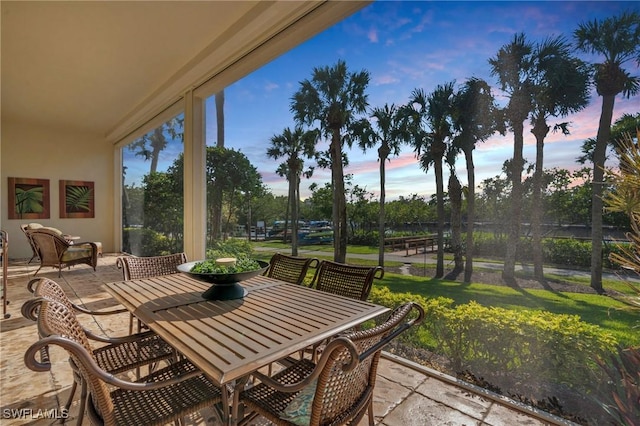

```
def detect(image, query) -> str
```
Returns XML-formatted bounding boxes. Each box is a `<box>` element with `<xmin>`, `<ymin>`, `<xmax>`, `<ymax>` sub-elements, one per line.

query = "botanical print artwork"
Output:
<box><xmin>8</xmin><ymin>177</ymin><xmax>50</xmax><ymax>219</ymax></box>
<box><xmin>59</xmin><ymin>180</ymin><xmax>95</xmax><ymax>218</ymax></box>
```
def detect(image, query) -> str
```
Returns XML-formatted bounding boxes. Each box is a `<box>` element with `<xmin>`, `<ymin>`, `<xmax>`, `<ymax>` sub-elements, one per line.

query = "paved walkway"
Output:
<box><xmin>0</xmin><ymin>254</ymin><xmax>575</xmax><ymax>425</ymax></box>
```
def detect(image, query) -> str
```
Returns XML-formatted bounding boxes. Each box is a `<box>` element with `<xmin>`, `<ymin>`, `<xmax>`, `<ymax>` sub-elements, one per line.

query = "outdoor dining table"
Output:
<box><xmin>103</xmin><ymin>273</ymin><xmax>389</xmax><ymax>425</ymax></box>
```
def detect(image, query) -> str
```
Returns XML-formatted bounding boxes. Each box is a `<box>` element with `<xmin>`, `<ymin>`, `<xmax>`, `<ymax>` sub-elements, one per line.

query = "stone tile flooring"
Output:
<box><xmin>0</xmin><ymin>254</ymin><xmax>570</xmax><ymax>425</ymax></box>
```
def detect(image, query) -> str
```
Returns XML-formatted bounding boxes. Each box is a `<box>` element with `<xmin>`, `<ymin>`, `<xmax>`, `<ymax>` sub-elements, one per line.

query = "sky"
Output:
<box><xmin>128</xmin><ymin>1</ymin><xmax>640</xmax><ymax>201</ymax></box>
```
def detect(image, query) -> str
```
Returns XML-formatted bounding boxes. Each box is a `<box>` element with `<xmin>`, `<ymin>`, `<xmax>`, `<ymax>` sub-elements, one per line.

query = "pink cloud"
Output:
<box><xmin>368</xmin><ymin>28</ymin><xmax>378</xmax><ymax>43</ymax></box>
<box><xmin>373</xmin><ymin>74</ymin><xmax>400</xmax><ymax>86</ymax></box>
<box><xmin>263</xmin><ymin>82</ymin><xmax>279</xmax><ymax>92</ymax></box>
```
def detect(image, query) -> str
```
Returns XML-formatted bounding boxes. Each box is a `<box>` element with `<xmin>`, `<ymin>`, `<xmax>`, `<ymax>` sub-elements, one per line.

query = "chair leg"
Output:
<box><xmin>61</xmin><ymin>380</ymin><xmax>78</xmax><ymax>424</ymax></box>
<box><xmin>367</xmin><ymin>401</ymin><xmax>374</xmax><ymax>426</ymax></box>
<box><xmin>128</xmin><ymin>314</ymin><xmax>134</xmax><ymax>335</ymax></box>
<box><xmin>76</xmin><ymin>380</ymin><xmax>88</xmax><ymax>426</ymax></box>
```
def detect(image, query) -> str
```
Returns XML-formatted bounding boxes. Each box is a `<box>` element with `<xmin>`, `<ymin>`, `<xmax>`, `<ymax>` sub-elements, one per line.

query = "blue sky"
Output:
<box><xmin>130</xmin><ymin>1</ymin><xmax>640</xmax><ymax>201</ymax></box>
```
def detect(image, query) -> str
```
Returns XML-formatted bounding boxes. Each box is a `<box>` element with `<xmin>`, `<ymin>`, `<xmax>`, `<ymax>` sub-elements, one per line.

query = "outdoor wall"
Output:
<box><xmin>1</xmin><ymin>120</ymin><xmax>114</xmax><ymax>259</ymax></box>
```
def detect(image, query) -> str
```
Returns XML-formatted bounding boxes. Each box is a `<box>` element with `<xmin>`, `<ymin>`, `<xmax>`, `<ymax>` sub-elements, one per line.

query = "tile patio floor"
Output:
<box><xmin>0</xmin><ymin>254</ymin><xmax>573</xmax><ymax>425</ymax></box>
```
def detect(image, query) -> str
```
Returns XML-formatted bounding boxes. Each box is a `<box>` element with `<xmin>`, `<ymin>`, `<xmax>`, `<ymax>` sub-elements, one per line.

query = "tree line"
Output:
<box><xmin>125</xmin><ymin>11</ymin><xmax>639</xmax><ymax>294</ymax></box>
<box><xmin>266</xmin><ymin>11</ymin><xmax>639</xmax><ymax>292</ymax></box>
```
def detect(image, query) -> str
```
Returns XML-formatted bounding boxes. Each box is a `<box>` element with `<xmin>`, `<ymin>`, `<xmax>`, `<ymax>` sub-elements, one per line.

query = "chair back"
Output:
<box><xmin>265</xmin><ymin>253</ymin><xmax>319</xmax><ymax>285</ymax></box>
<box><xmin>33</xmin><ymin>298</ymin><xmax>116</xmax><ymax>424</ymax></box>
<box><xmin>27</xmin><ymin>228</ymin><xmax>68</xmax><ymax>264</ymax></box>
<box><xmin>310</xmin><ymin>302</ymin><xmax>424</xmax><ymax>425</ymax></box>
<box><xmin>27</xmin><ymin>277</ymin><xmax>74</xmax><ymax>311</ymax></box>
<box><xmin>116</xmin><ymin>253</ymin><xmax>187</xmax><ymax>280</ymax></box>
<box><xmin>311</xmin><ymin>260</ymin><xmax>384</xmax><ymax>301</ymax></box>
<box><xmin>20</xmin><ymin>224</ymin><xmax>40</xmax><ymax>263</ymax></box>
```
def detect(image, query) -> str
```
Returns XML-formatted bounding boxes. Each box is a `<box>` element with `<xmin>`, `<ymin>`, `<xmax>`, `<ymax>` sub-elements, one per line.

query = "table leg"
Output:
<box><xmin>229</xmin><ymin>376</ymin><xmax>250</xmax><ymax>425</ymax></box>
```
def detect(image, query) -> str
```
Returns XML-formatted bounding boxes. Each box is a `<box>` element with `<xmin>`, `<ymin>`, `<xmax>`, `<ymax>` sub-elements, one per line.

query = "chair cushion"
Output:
<box><xmin>41</xmin><ymin>226</ymin><xmax>63</xmax><ymax>235</ymax></box>
<box><xmin>61</xmin><ymin>246</ymin><xmax>92</xmax><ymax>262</ymax></box>
<box><xmin>280</xmin><ymin>380</ymin><xmax>317</xmax><ymax>426</ymax></box>
<box><xmin>27</xmin><ymin>223</ymin><xmax>43</xmax><ymax>229</ymax></box>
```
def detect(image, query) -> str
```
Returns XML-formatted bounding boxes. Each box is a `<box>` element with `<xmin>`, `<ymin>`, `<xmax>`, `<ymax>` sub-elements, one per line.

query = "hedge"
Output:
<box><xmin>368</xmin><ymin>286</ymin><xmax>618</xmax><ymax>393</ymax></box>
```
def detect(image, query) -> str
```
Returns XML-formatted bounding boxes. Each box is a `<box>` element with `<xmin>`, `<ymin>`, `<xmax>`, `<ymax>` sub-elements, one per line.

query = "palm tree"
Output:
<box><xmin>610</xmin><ymin>113</ymin><xmax>640</xmax><ymax>161</ymax></box>
<box><xmin>574</xmin><ymin>11</ymin><xmax>640</xmax><ymax>293</ymax></box>
<box><xmin>489</xmin><ymin>33</ymin><xmax>535</xmax><ymax>284</ymax></box>
<box><xmin>211</xmin><ymin>90</ymin><xmax>226</xmax><ymax>240</ymax></box>
<box><xmin>406</xmin><ymin>83</ymin><xmax>456</xmax><ymax>278</ymax></box>
<box><xmin>452</xmin><ymin>78</ymin><xmax>504</xmax><ymax>283</ymax></box>
<box><xmin>577</xmin><ymin>113</ymin><xmax>639</xmax><ymax>169</ymax></box>
<box><xmin>267</xmin><ymin>127</ymin><xmax>318</xmax><ymax>256</ymax></box>
<box><xmin>529</xmin><ymin>36</ymin><xmax>590</xmax><ymax>281</ymax></box>
<box><xmin>357</xmin><ymin>103</ymin><xmax>408</xmax><ymax>266</ymax></box>
<box><xmin>129</xmin><ymin>117</ymin><xmax>184</xmax><ymax>173</ymax></box>
<box><xmin>291</xmin><ymin>60</ymin><xmax>370</xmax><ymax>263</ymax></box>
<box><xmin>447</xmin><ymin>166</ymin><xmax>464</xmax><ymax>275</ymax></box>
<box><xmin>215</xmin><ymin>90</ymin><xmax>225</xmax><ymax>147</ymax></box>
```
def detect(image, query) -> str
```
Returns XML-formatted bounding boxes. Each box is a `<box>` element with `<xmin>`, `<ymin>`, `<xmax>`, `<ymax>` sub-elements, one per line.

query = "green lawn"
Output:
<box><xmin>251</xmin><ymin>241</ymin><xmax>640</xmax><ymax>347</ymax></box>
<box><xmin>377</xmin><ymin>272</ymin><xmax>639</xmax><ymax>347</ymax></box>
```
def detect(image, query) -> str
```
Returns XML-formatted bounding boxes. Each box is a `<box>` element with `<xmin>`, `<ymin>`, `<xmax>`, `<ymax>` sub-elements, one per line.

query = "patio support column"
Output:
<box><xmin>183</xmin><ymin>89</ymin><xmax>207</xmax><ymax>260</ymax></box>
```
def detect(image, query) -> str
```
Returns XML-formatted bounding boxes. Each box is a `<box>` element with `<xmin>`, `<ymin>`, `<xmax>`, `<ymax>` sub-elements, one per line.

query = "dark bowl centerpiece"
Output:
<box><xmin>177</xmin><ymin>258</ymin><xmax>269</xmax><ymax>300</ymax></box>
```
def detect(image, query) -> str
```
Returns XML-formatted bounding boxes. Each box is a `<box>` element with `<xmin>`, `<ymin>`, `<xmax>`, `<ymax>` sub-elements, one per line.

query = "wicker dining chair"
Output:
<box><xmin>116</xmin><ymin>252</ymin><xmax>188</xmax><ymax>280</ymax></box>
<box><xmin>24</xmin><ymin>298</ymin><xmax>222</xmax><ymax>426</ymax></box>
<box><xmin>297</xmin><ymin>261</ymin><xmax>386</xmax><ymax>362</ymax></box>
<box><xmin>27</xmin><ymin>228</ymin><xmax>98</xmax><ymax>277</ymax></box>
<box><xmin>265</xmin><ymin>253</ymin><xmax>319</xmax><ymax>286</ymax></box>
<box><xmin>22</xmin><ymin>277</ymin><xmax>178</xmax><ymax>423</ymax></box>
<box><xmin>116</xmin><ymin>253</ymin><xmax>187</xmax><ymax>333</ymax></box>
<box><xmin>239</xmin><ymin>302</ymin><xmax>425</xmax><ymax>426</ymax></box>
<box><xmin>311</xmin><ymin>260</ymin><xmax>384</xmax><ymax>301</ymax></box>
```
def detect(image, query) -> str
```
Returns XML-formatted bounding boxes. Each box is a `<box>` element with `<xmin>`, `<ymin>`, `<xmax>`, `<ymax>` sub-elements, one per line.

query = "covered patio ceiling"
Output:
<box><xmin>1</xmin><ymin>1</ymin><xmax>369</xmax><ymax>142</ymax></box>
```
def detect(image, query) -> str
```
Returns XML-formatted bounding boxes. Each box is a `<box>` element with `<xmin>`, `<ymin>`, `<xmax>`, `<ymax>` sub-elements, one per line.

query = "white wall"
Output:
<box><xmin>1</xmin><ymin>120</ymin><xmax>114</xmax><ymax>259</ymax></box>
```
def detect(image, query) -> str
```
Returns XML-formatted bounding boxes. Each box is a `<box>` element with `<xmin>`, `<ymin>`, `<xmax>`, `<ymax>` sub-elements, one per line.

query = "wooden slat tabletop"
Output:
<box><xmin>104</xmin><ymin>274</ymin><xmax>389</xmax><ymax>385</ymax></box>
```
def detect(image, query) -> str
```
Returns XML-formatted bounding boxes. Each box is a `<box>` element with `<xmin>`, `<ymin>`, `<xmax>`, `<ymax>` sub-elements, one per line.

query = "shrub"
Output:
<box><xmin>349</xmin><ymin>230</ymin><xmax>379</xmax><ymax>246</ymax></box>
<box><xmin>369</xmin><ymin>287</ymin><xmax>618</xmax><ymax>393</ymax></box>
<box><xmin>542</xmin><ymin>238</ymin><xmax>592</xmax><ymax>268</ymax></box>
<box><xmin>472</xmin><ymin>232</ymin><xmax>508</xmax><ymax>258</ymax></box>
<box><xmin>123</xmin><ymin>227</ymin><xmax>174</xmax><ymax>256</ymax></box>
<box><xmin>206</xmin><ymin>239</ymin><xmax>254</xmax><ymax>259</ymax></box>
<box><xmin>471</xmin><ymin>232</ymin><xmax>626</xmax><ymax>270</ymax></box>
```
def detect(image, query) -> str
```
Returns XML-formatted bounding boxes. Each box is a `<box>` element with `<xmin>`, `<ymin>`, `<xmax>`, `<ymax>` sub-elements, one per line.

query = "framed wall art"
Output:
<box><xmin>59</xmin><ymin>180</ymin><xmax>95</xmax><ymax>218</ymax></box>
<box><xmin>7</xmin><ymin>177</ymin><xmax>51</xmax><ymax>220</ymax></box>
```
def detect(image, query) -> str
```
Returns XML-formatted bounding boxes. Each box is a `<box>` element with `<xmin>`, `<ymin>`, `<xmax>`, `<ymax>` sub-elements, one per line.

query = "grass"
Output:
<box><xmin>377</xmin><ymin>272</ymin><xmax>639</xmax><ymax>347</ymax></box>
<box><xmin>251</xmin><ymin>241</ymin><xmax>640</xmax><ymax>347</ymax></box>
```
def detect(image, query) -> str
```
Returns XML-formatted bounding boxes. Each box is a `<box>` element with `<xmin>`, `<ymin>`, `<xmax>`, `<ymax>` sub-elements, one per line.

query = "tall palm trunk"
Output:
<box><xmin>216</xmin><ymin>90</ymin><xmax>225</xmax><ymax>146</ymax></box>
<box><xmin>378</xmin><ymin>144</ymin><xmax>390</xmax><ymax>266</ymax></box>
<box><xmin>503</xmin><ymin>121</ymin><xmax>525</xmax><ymax>283</ymax></box>
<box><xmin>531</xmin><ymin>118</ymin><xmax>549</xmax><ymax>281</ymax></box>
<box><xmin>330</xmin><ymin>130</ymin><xmax>347</xmax><ymax>263</ymax></box>
<box><xmin>434</xmin><ymin>144</ymin><xmax>445</xmax><ymax>278</ymax></box>
<box><xmin>463</xmin><ymin>148</ymin><xmax>476</xmax><ymax>283</ymax></box>
<box><xmin>211</xmin><ymin>90</ymin><xmax>225</xmax><ymax>241</ymax></box>
<box><xmin>590</xmin><ymin>94</ymin><xmax>615</xmax><ymax>294</ymax></box>
<box><xmin>449</xmin><ymin>173</ymin><xmax>464</xmax><ymax>273</ymax></box>
<box><xmin>149</xmin><ymin>128</ymin><xmax>165</xmax><ymax>173</ymax></box>
<box><xmin>290</xmin><ymin>171</ymin><xmax>299</xmax><ymax>256</ymax></box>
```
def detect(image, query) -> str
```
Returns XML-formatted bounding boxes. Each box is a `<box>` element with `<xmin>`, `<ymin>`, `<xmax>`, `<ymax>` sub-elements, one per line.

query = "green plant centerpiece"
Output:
<box><xmin>177</xmin><ymin>255</ymin><xmax>269</xmax><ymax>301</ymax></box>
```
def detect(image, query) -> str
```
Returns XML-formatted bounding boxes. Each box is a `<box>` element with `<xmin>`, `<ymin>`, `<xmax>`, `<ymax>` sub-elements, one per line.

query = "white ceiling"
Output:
<box><xmin>1</xmin><ymin>1</ymin><xmax>368</xmax><ymax>141</ymax></box>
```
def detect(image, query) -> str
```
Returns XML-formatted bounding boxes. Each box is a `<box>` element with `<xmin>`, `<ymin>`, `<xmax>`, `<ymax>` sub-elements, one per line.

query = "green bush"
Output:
<box><xmin>123</xmin><ymin>227</ymin><xmax>174</xmax><ymax>256</ymax></box>
<box><xmin>369</xmin><ymin>286</ymin><xmax>618</xmax><ymax>393</ymax></box>
<box><xmin>471</xmin><ymin>232</ymin><xmax>627</xmax><ymax>270</ymax></box>
<box><xmin>472</xmin><ymin>232</ymin><xmax>508</xmax><ymax>259</ymax></box>
<box><xmin>205</xmin><ymin>239</ymin><xmax>254</xmax><ymax>259</ymax></box>
<box><xmin>349</xmin><ymin>230</ymin><xmax>379</xmax><ymax>246</ymax></box>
